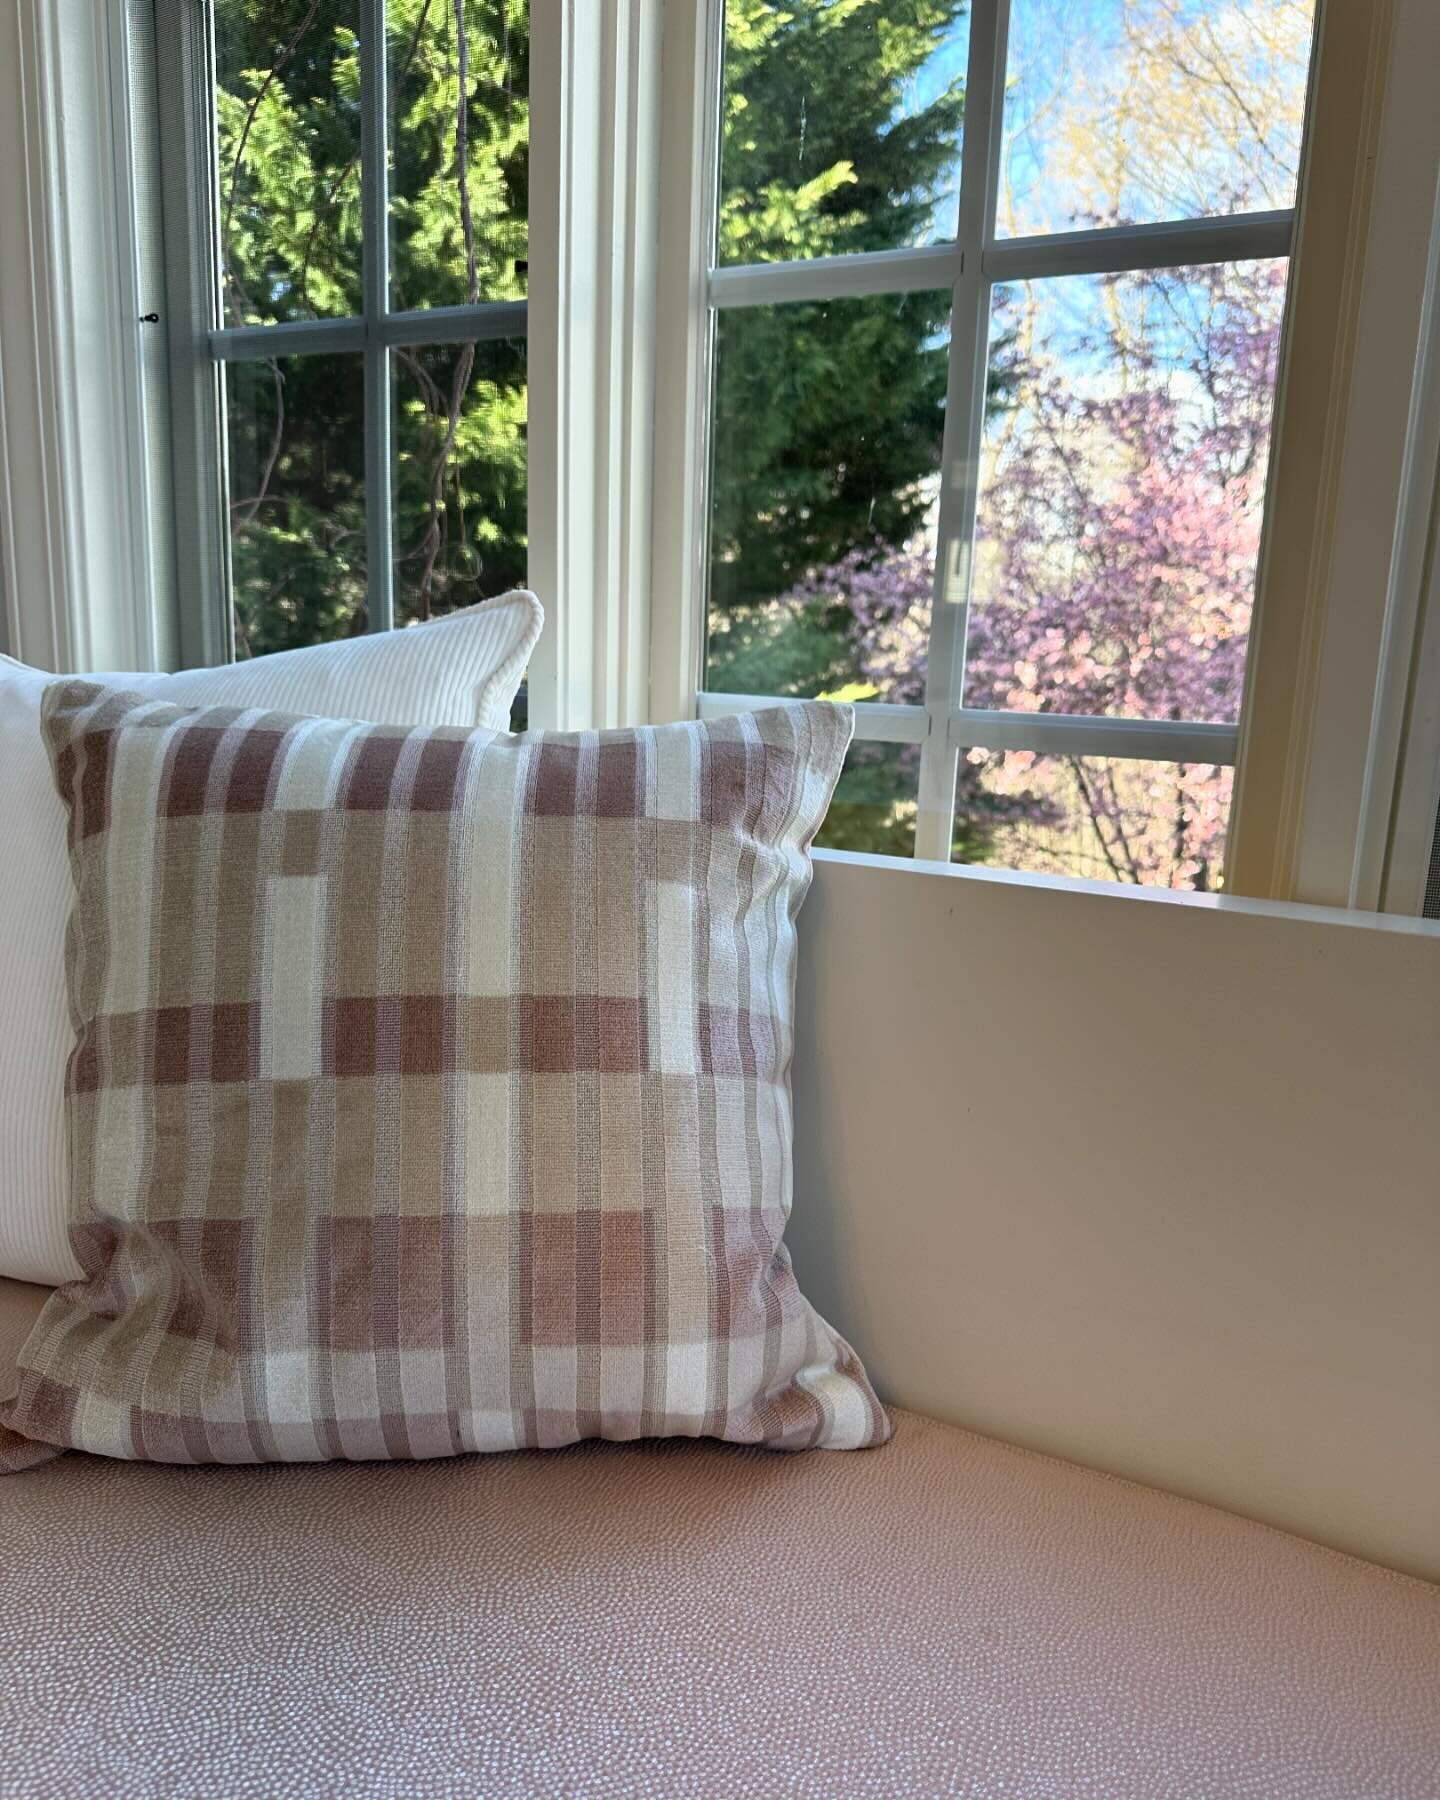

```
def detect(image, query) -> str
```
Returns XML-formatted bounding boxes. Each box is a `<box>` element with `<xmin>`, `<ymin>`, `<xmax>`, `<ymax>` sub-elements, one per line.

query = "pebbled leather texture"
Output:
<box><xmin>1</xmin><ymin>1277</ymin><xmax>1436</xmax><ymax>1797</ymax></box>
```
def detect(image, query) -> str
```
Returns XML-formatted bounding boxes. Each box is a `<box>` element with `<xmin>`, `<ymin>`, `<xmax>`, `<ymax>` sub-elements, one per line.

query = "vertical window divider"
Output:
<box><xmin>154</xmin><ymin>0</ymin><xmax>230</xmax><ymax>669</ymax></box>
<box><xmin>647</xmin><ymin>0</ymin><xmax>724</xmax><ymax>730</ymax></box>
<box><xmin>529</xmin><ymin>0</ymin><xmax>666</xmax><ymax>731</ymax></box>
<box><xmin>359</xmin><ymin>0</ymin><xmax>394</xmax><ymax>633</ymax></box>
<box><xmin>913</xmin><ymin>0</ymin><xmax>1011</xmax><ymax>864</ymax></box>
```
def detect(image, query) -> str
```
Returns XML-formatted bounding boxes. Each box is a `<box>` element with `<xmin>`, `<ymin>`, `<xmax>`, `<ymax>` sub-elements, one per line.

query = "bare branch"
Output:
<box><xmin>223</xmin><ymin>0</ymin><xmax>324</xmax><ymax>243</ymax></box>
<box><xmin>230</xmin><ymin>359</ymin><xmax>287</xmax><ymax>534</ymax></box>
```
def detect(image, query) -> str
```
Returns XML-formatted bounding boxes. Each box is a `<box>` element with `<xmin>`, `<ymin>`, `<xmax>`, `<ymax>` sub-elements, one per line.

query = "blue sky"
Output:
<box><xmin>896</xmin><ymin>0</ymin><xmax>1312</xmax><ymax>240</ymax></box>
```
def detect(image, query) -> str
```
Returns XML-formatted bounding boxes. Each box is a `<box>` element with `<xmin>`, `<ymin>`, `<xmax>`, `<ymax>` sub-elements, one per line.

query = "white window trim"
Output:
<box><xmin>1226</xmin><ymin>0</ymin><xmax>1440</xmax><ymax>913</ymax></box>
<box><xmin>1301</xmin><ymin>0</ymin><xmax>1440</xmax><ymax>913</ymax></box>
<box><xmin>1380</xmin><ymin>312</ymin><xmax>1440</xmax><ymax>917</ymax></box>
<box><xmin>647</xmin><ymin>0</ymin><xmax>723</xmax><ymax>734</ymax></box>
<box><xmin>1353</xmin><ymin>172</ymin><xmax>1440</xmax><ymax>915</ymax></box>
<box><xmin>0</xmin><ymin>0</ymin><xmax>157</xmax><ymax>673</ymax></box>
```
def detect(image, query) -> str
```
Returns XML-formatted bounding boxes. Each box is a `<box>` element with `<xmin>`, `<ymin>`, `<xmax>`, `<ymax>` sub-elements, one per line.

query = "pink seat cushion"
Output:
<box><xmin>2</xmin><ymin>1277</ymin><xmax>1436</xmax><ymax>1795</ymax></box>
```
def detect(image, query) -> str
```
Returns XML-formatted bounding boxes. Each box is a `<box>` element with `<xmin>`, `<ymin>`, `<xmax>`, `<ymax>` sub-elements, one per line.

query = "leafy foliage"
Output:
<box><xmin>709</xmin><ymin>0</ymin><xmax>967</xmax><ymax>616</ymax></box>
<box><xmin>703</xmin><ymin>1</ymin><xmax>1033</xmax><ymax>858</ymax></box>
<box><xmin>214</xmin><ymin>0</ymin><xmax>1309</xmax><ymax>884</ymax></box>
<box><xmin>711</xmin><ymin>0</ymin><xmax>1311</xmax><ymax>879</ymax></box>
<box><xmin>217</xmin><ymin>0</ymin><xmax>528</xmax><ymax>654</ymax></box>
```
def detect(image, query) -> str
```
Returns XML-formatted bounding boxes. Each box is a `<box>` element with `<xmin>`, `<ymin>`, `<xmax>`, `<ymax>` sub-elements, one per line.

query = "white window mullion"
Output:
<box><xmin>211</xmin><ymin>319</ymin><xmax>368</xmax><ymax>361</ymax></box>
<box><xmin>982</xmin><ymin>210</ymin><xmax>1292</xmax><ymax>284</ymax></box>
<box><xmin>1351</xmin><ymin>170</ymin><xmax>1440</xmax><ymax>912</ymax></box>
<box><xmin>212</xmin><ymin>303</ymin><xmax>530</xmax><ymax>364</ymax></box>
<box><xmin>359</xmin><ymin>0</ymin><xmax>394</xmax><ymax>635</ymax></box>
<box><xmin>154</xmin><ymin>0</ymin><xmax>229</xmax><ymax>669</ymax></box>
<box><xmin>383</xmin><ymin>301</ymin><xmax>528</xmax><ymax>348</ymax></box>
<box><xmin>697</xmin><ymin>691</ymin><xmax>1238</xmax><ymax>767</ymax></box>
<box><xmin>528</xmin><ymin>0</ymin><xmax>666</xmax><ymax>733</ymax></box>
<box><xmin>949</xmin><ymin>710</ymin><xmax>1237</xmax><ymax>765</ymax></box>
<box><xmin>647</xmin><ymin>0</ymin><xmax>723</xmax><ymax>731</ymax></box>
<box><xmin>709</xmin><ymin>242</ymin><xmax>963</xmax><ymax>309</ymax></box>
<box><xmin>699</xmin><ymin>692</ymin><xmax>930</xmax><ymax>746</ymax></box>
<box><xmin>913</xmin><ymin>0</ymin><xmax>1011</xmax><ymax>864</ymax></box>
<box><xmin>529</xmin><ymin>1</ymin><xmax>662</xmax><ymax>730</ymax></box>
<box><xmin>705</xmin><ymin>212</ymin><xmax>1293</xmax><ymax>318</ymax></box>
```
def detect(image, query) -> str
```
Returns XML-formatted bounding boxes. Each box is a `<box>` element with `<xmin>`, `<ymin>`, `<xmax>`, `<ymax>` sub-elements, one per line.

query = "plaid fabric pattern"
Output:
<box><xmin>0</xmin><ymin>682</ymin><xmax>889</xmax><ymax>1470</ymax></box>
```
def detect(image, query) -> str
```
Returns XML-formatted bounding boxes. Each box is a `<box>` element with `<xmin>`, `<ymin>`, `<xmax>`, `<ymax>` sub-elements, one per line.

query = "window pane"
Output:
<box><xmin>814</xmin><ymin>741</ymin><xmax>919</xmax><ymax>858</ymax></box>
<box><xmin>999</xmin><ymin>0</ymin><xmax>1316</xmax><ymax>236</ymax></box>
<box><xmin>226</xmin><ymin>354</ymin><xmax>367</xmax><ymax>656</ymax></box>
<box><xmin>717</xmin><ymin>0</ymin><xmax>969</xmax><ymax>264</ymax></box>
<box><xmin>392</xmin><ymin>338</ymin><xmax>528</xmax><ymax>623</ymax></box>
<box><xmin>954</xmin><ymin>750</ymin><xmax>1233</xmax><ymax>890</ymax></box>
<box><xmin>215</xmin><ymin>0</ymin><xmax>363</xmax><ymax>325</ymax></box>
<box><xmin>963</xmin><ymin>259</ymin><xmax>1287</xmax><ymax>725</ymax></box>
<box><xmin>706</xmin><ymin>292</ymin><xmax>950</xmax><ymax>701</ymax></box>
<box><xmin>389</xmin><ymin>0</ymin><xmax>528</xmax><ymax>310</ymax></box>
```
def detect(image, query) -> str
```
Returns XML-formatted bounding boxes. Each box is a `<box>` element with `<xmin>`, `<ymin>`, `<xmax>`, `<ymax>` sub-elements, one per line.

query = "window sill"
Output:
<box><xmin>809</xmin><ymin>845</ymin><xmax>1440</xmax><ymax>938</ymax></box>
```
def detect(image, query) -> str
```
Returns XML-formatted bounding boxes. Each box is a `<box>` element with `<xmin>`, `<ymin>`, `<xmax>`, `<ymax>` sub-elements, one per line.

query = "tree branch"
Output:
<box><xmin>230</xmin><ymin>359</ymin><xmax>287</xmax><ymax>534</ymax></box>
<box><xmin>223</xmin><ymin>0</ymin><xmax>324</xmax><ymax>242</ymax></box>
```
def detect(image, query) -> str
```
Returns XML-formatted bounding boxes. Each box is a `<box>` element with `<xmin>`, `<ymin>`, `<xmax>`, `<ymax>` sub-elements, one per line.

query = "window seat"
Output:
<box><xmin>3</xmin><ymin>1278</ymin><xmax>1435</xmax><ymax>1796</ymax></box>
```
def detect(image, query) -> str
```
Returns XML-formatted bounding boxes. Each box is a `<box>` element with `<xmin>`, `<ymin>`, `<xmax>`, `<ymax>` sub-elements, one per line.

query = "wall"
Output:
<box><xmin>789</xmin><ymin>850</ymin><xmax>1440</xmax><ymax>1580</ymax></box>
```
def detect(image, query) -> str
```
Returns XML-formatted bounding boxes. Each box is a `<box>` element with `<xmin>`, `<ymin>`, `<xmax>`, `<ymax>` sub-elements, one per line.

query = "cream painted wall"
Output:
<box><xmin>789</xmin><ymin>850</ymin><xmax>1440</xmax><ymax>1580</ymax></box>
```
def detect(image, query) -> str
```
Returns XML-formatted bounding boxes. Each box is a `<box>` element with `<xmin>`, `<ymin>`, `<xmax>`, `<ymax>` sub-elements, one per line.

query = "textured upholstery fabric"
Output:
<box><xmin>0</xmin><ymin>1281</ymin><xmax>1435</xmax><ymax>1797</ymax></box>
<box><xmin>0</xmin><ymin>592</ymin><xmax>542</xmax><ymax>1287</ymax></box>
<box><xmin>0</xmin><ymin>687</ymin><xmax>885</xmax><ymax>1468</ymax></box>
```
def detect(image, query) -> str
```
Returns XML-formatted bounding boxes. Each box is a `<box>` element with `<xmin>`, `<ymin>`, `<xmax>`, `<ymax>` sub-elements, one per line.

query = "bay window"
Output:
<box><xmin>4</xmin><ymin>0</ymin><xmax>1437</xmax><ymax>912</ymax></box>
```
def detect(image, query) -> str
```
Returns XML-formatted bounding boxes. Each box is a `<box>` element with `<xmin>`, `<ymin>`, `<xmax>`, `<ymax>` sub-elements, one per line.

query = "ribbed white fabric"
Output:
<box><xmin>0</xmin><ymin>592</ymin><xmax>542</xmax><ymax>1283</ymax></box>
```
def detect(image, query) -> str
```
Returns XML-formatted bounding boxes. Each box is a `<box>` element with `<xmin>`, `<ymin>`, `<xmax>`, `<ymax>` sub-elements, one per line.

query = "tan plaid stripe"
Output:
<box><xmin>0</xmin><ymin>683</ymin><xmax>889</xmax><ymax>1470</ymax></box>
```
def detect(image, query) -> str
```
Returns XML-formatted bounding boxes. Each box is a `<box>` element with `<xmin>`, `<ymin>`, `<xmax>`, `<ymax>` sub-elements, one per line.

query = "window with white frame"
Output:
<box><xmin>147</xmin><ymin>0</ymin><xmax>1322</xmax><ymax>888</ymax></box>
<box><xmin>689</xmin><ymin>0</ymin><xmax>1318</xmax><ymax>886</ymax></box>
<box><xmin>154</xmin><ymin>0</ymin><xmax>529</xmax><ymax>694</ymax></box>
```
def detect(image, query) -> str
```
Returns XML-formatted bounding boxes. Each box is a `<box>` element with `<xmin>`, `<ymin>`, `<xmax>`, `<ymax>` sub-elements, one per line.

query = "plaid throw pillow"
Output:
<box><xmin>0</xmin><ymin>682</ymin><xmax>889</xmax><ymax>1469</ymax></box>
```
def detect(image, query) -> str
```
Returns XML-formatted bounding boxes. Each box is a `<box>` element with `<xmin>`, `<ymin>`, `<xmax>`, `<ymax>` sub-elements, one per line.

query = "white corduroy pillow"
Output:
<box><xmin>0</xmin><ymin>591</ymin><xmax>542</xmax><ymax>1285</ymax></box>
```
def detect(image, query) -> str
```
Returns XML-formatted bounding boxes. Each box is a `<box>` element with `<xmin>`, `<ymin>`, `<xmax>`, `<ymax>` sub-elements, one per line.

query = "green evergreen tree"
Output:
<box><xmin>216</xmin><ymin>2</ymin><xmax>970</xmax><ymax>836</ymax></box>
<box><xmin>709</xmin><ymin>0</ymin><xmax>965</xmax><ymax>622</ymax></box>
<box><xmin>217</xmin><ymin>0</ymin><xmax>528</xmax><ymax>656</ymax></box>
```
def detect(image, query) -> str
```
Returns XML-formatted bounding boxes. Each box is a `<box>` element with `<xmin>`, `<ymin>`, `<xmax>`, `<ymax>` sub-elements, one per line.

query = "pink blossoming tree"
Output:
<box><xmin>788</xmin><ymin>256</ymin><xmax>1284</xmax><ymax>887</ymax></box>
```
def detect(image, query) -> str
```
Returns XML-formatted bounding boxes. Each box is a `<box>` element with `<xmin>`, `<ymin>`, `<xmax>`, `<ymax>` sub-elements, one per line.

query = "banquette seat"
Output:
<box><xmin>2</xmin><ymin>1276</ymin><xmax>1436</xmax><ymax>1797</ymax></box>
